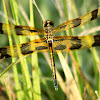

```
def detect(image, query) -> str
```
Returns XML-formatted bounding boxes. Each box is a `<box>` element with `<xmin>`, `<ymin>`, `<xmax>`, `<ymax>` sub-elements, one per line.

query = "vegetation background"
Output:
<box><xmin>0</xmin><ymin>0</ymin><xmax>100</xmax><ymax>100</ymax></box>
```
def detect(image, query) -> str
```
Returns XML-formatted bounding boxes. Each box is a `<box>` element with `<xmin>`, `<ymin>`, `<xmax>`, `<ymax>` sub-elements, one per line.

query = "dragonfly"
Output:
<box><xmin>0</xmin><ymin>8</ymin><xmax>100</xmax><ymax>91</ymax></box>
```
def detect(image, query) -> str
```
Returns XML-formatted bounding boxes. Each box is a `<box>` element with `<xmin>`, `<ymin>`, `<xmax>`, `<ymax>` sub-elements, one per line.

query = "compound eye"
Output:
<box><xmin>43</xmin><ymin>21</ymin><xmax>48</xmax><ymax>27</ymax></box>
<box><xmin>49</xmin><ymin>21</ymin><xmax>54</xmax><ymax>27</ymax></box>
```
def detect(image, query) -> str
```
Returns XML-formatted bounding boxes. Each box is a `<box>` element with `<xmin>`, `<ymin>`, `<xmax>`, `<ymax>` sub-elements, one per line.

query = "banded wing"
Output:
<box><xmin>1</xmin><ymin>35</ymin><xmax>100</xmax><ymax>59</ymax></box>
<box><xmin>53</xmin><ymin>8</ymin><xmax>100</xmax><ymax>33</ymax></box>
<box><xmin>0</xmin><ymin>23</ymin><xmax>44</xmax><ymax>35</ymax></box>
<box><xmin>0</xmin><ymin>37</ymin><xmax>49</xmax><ymax>59</ymax></box>
<box><xmin>53</xmin><ymin>35</ymin><xmax>100</xmax><ymax>51</ymax></box>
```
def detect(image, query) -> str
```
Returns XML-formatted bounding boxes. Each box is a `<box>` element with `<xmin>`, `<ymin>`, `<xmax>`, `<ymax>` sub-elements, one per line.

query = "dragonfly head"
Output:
<box><xmin>43</xmin><ymin>20</ymin><xmax>54</xmax><ymax>28</ymax></box>
<box><xmin>43</xmin><ymin>20</ymin><xmax>54</xmax><ymax>34</ymax></box>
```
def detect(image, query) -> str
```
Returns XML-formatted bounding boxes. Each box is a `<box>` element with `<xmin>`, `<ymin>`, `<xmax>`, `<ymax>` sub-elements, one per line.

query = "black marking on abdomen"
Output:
<box><xmin>71</xmin><ymin>18</ymin><xmax>81</xmax><ymax>28</ymax></box>
<box><xmin>54</xmin><ymin>45</ymin><xmax>66</xmax><ymax>50</ymax></box>
<box><xmin>0</xmin><ymin>48</ymin><xmax>11</xmax><ymax>58</ymax></box>
<box><xmin>92</xmin><ymin>35</ymin><xmax>100</xmax><ymax>47</ymax></box>
<box><xmin>91</xmin><ymin>9</ymin><xmax>98</xmax><ymax>21</ymax></box>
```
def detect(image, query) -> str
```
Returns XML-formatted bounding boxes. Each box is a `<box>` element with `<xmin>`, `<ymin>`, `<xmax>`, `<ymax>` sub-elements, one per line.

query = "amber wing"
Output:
<box><xmin>53</xmin><ymin>8</ymin><xmax>100</xmax><ymax>33</ymax></box>
<box><xmin>53</xmin><ymin>35</ymin><xmax>100</xmax><ymax>51</ymax></box>
<box><xmin>0</xmin><ymin>23</ymin><xmax>44</xmax><ymax>35</ymax></box>
<box><xmin>0</xmin><ymin>37</ymin><xmax>49</xmax><ymax>59</ymax></box>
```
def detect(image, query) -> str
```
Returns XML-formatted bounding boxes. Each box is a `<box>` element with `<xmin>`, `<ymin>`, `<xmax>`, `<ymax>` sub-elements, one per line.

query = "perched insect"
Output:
<box><xmin>0</xmin><ymin>8</ymin><xmax>100</xmax><ymax>90</ymax></box>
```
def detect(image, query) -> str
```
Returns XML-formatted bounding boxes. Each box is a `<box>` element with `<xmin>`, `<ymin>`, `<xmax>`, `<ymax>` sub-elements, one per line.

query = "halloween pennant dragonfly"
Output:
<box><xmin>0</xmin><ymin>8</ymin><xmax>100</xmax><ymax>91</ymax></box>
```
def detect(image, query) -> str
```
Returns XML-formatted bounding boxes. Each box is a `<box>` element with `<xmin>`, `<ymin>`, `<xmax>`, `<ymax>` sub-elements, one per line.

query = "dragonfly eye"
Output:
<box><xmin>43</xmin><ymin>21</ymin><xmax>48</xmax><ymax>27</ymax></box>
<box><xmin>49</xmin><ymin>21</ymin><xmax>54</xmax><ymax>27</ymax></box>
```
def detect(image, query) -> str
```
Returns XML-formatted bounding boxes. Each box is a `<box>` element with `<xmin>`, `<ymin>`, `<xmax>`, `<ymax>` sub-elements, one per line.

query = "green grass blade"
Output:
<box><xmin>3</xmin><ymin>0</ymin><xmax>22</xmax><ymax>100</ymax></box>
<box><xmin>29</xmin><ymin>0</ymin><xmax>41</xmax><ymax>99</ymax></box>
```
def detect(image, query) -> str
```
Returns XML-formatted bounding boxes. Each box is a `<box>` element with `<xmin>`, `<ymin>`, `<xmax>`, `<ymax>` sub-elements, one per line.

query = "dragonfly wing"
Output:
<box><xmin>53</xmin><ymin>8</ymin><xmax>100</xmax><ymax>33</ymax></box>
<box><xmin>53</xmin><ymin>35</ymin><xmax>100</xmax><ymax>51</ymax></box>
<box><xmin>0</xmin><ymin>23</ymin><xmax>44</xmax><ymax>35</ymax></box>
<box><xmin>0</xmin><ymin>37</ymin><xmax>49</xmax><ymax>58</ymax></box>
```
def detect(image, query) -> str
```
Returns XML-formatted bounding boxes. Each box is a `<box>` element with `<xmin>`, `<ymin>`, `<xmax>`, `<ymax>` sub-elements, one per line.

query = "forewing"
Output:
<box><xmin>0</xmin><ymin>23</ymin><xmax>44</xmax><ymax>35</ymax></box>
<box><xmin>53</xmin><ymin>8</ymin><xmax>100</xmax><ymax>33</ymax></box>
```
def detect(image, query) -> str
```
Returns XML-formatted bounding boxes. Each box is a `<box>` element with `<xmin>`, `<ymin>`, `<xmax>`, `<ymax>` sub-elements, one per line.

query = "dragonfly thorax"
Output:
<box><xmin>45</xmin><ymin>34</ymin><xmax>54</xmax><ymax>43</ymax></box>
<box><xmin>43</xmin><ymin>20</ymin><xmax>54</xmax><ymax>43</ymax></box>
